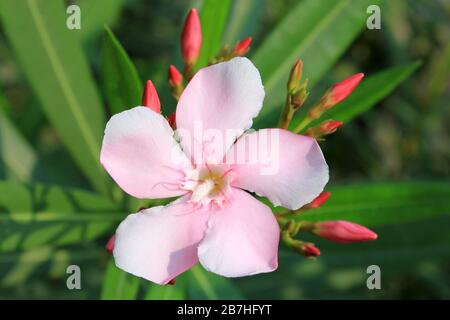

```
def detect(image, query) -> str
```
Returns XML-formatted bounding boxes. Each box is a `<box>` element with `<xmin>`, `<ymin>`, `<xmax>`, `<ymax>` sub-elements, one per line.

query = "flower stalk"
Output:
<box><xmin>279</xmin><ymin>60</ymin><xmax>309</xmax><ymax>129</ymax></box>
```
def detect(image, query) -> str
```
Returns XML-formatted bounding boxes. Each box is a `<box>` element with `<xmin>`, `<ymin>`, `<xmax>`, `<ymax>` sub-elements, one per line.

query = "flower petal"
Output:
<box><xmin>198</xmin><ymin>188</ymin><xmax>279</xmax><ymax>277</ymax></box>
<box><xmin>113</xmin><ymin>196</ymin><xmax>209</xmax><ymax>284</ymax></box>
<box><xmin>225</xmin><ymin>129</ymin><xmax>329</xmax><ymax>210</ymax></box>
<box><xmin>100</xmin><ymin>107</ymin><xmax>192</xmax><ymax>199</ymax></box>
<box><xmin>176</xmin><ymin>57</ymin><xmax>265</xmax><ymax>164</ymax></box>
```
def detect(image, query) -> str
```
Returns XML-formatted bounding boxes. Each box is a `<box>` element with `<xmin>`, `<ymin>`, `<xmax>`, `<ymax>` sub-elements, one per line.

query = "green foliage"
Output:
<box><xmin>0</xmin><ymin>95</ymin><xmax>37</xmax><ymax>181</ymax></box>
<box><xmin>0</xmin><ymin>181</ymin><xmax>122</xmax><ymax>253</ymax></box>
<box><xmin>0</xmin><ymin>0</ymin><xmax>108</xmax><ymax>194</ymax></box>
<box><xmin>292</xmin><ymin>182</ymin><xmax>450</xmax><ymax>226</ymax></box>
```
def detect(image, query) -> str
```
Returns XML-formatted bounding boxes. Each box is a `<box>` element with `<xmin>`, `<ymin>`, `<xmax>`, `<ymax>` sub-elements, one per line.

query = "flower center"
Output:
<box><xmin>183</xmin><ymin>164</ymin><xmax>233</xmax><ymax>205</ymax></box>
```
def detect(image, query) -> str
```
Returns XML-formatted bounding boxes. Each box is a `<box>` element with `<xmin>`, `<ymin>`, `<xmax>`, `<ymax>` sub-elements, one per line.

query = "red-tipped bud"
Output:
<box><xmin>181</xmin><ymin>8</ymin><xmax>202</xmax><ymax>66</ymax></box>
<box><xmin>166</xmin><ymin>278</ymin><xmax>176</xmax><ymax>286</ymax></box>
<box><xmin>314</xmin><ymin>221</ymin><xmax>378</xmax><ymax>244</ymax></box>
<box><xmin>106</xmin><ymin>234</ymin><xmax>116</xmax><ymax>253</ymax></box>
<box><xmin>234</xmin><ymin>37</ymin><xmax>252</xmax><ymax>56</ymax></box>
<box><xmin>142</xmin><ymin>80</ymin><xmax>161</xmax><ymax>113</ymax></box>
<box><xmin>167</xmin><ymin>112</ymin><xmax>176</xmax><ymax>129</ymax></box>
<box><xmin>168</xmin><ymin>65</ymin><xmax>183</xmax><ymax>87</ymax></box>
<box><xmin>301</xmin><ymin>243</ymin><xmax>321</xmax><ymax>257</ymax></box>
<box><xmin>329</xmin><ymin>73</ymin><xmax>364</xmax><ymax>105</ymax></box>
<box><xmin>306</xmin><ymin>120</ymin><xmax>343</xmax><ymax>138</ymax></box>
<box><xmin>288</xmin><ymin>59</ymin><xmax>303</xmax><ymax>92</ymax></box>
<box><xmin>306</xmin><ymin>192</ymin><xmax>331</xmax><ymax>209</ymax></box>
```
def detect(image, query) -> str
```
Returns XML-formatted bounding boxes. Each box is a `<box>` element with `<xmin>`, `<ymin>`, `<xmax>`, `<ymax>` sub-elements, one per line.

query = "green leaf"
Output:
<box><xmin>101</xmin><ymin>26</ymin><xmax>143</xmax><ymax>114</ymax></box>
<box><xmin>101</xmin><ymin>258</ymin><xmax>140</xmax><ymax>300</ymax></box>
<box><xmin>291</xmin><ymin>181</ymin><xmax>450</xmax><ymax>226</ymax></box>
<box><xmin>298</xmin><ymin>61</ymin><xmax>421</xmax><ymax>129</ymax></box>
<box><xmin>0</xmin><ymin>95</ymin><xmax>37</xmax><ymax>181</ymax></box>
<box><xmin>196</xmin><ymin>0</ymin><xmax>232</xmax><ymax>68</ymax></box>
<box><xmin>0</xmin><ymin>0</ymin><xmax>108</xmax><ymax>194</ymax></box>
<box><xmin>188</xmin><ymin>264</ymin><xmax>243</xmax><ymax>299</ymax></box>
<box><xmin>252</xmin><ymin>0</ymin><xmax>383</xmax><ymax>127</ymax></box>
<box><xmin>0</xmin><ymin>181</ymin><xmax>123</xmax><ymax>253</ymax></box>
<box><xmin>144</xmin><ymin>274</ymin><xmax>188</xmax><ymax>300</ymax></box>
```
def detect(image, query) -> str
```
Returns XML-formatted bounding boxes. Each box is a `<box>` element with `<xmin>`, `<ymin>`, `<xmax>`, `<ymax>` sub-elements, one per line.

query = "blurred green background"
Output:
<box><xmin>0</xmin><ymin>0</ymin><xmax>449</xmax><ymax>299</ymax></box>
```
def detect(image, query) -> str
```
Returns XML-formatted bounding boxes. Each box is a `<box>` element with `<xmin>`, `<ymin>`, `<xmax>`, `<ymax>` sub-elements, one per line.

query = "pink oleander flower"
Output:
<box><xmin>100</xmin><ymin>57</ymin><xmax>329</xmax><ymax>284</ymax></box>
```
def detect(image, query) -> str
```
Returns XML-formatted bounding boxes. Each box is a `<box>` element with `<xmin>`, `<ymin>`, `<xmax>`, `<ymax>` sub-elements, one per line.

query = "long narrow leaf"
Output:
<box><xmin>291</xmin><ymin>181</ymin><xmax>450</xmax><ymax>226</ymax></box>
<box><xmin>101</xmin><ymin>26</ymin><xmax>143</xmax><ymax>114</ymax></box>
<box><xmin>0</xmin><ymin>0</ymin><xmax>108</xmax><ymax>193</ymax></box>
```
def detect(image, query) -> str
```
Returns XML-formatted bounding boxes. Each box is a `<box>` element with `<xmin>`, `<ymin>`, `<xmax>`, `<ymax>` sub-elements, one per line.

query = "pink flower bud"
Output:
<box><xmin>106</xmin><ymin>234</ymin><xmax>116</xmax><ymax>253</ymax></box>
<box><xmin>314</xmin><ymin>221</ymin><xmax>378</xmax><ymax>244</ymax></box>
<box><xmin>181</xmin><ymin>8</ymin><xmax>202</xmax><ymax>65</ymax></box>
<box><xmin>142</xmin><ymin>80</ymin><xmax>161</xmax><ymax>113</ymax></box>
<box><xmin>167</xmin><ymin>112</ymin><xmax>176</xmax><ymax>129</ymax></box>
<box><xmin>306</xmin><ymin>191</ymin><xmax>331</xmax><ymax>209</ymax></box>
<box><xmin>329</xmin><ymin>73</ymin><xmax>364</xmax><ymax>105</ymax></box>
<box><xmin>301</xmin><ymin>243</ymin><xmax>321</xmax><ymax>257</ymax></box>
<box><xmin>168</xmin><ymin>65</ymin><xmax>183</xmax><ymax>87</ymax></box>
<box><xmin>306</xmin><ymin>120</ymin><xmax>343</xmax><ymax>138</ymax></box>
<box><xmin>234</xmin><ymin>37</ymin><xmax>252</xmax><ymax>56</ymax></box>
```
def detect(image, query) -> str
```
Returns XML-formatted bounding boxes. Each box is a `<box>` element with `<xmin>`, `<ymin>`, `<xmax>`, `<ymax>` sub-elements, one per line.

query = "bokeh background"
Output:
<box><xmin>0</xmin><ymin>0</ymin><xmax>449</xmax><ymax>299</ymax></box>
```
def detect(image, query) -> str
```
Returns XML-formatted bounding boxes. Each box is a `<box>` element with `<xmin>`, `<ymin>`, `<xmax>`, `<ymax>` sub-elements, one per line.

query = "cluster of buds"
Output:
<box><xmin>277</xmin><ymin>192</ymin><xmax>377</xmax><ymax>257</ymax></box>
<box><xmin>292</xmin><ymin>72</ymin><xmax>364</xmax><ymax>136</ymax></box>
<box><xmin>281</xmin><ymin>221</ymin><xmax>321</xmax><ymax>257</ymax></box>
<box><xmin>279</xmin><ymin>60</ymin><xmax>309</xmax><ymax>129</ymax></box>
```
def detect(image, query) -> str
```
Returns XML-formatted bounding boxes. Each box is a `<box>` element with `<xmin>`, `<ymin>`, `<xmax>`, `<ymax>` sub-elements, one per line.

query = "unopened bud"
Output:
<box><xmin>169</xmin><ymin>65</ymin><xmax>183</xmax><ymax>87</ymax></box>
<box><xmin>326</xmin><ymin>73</ymin><xmax>364</xmax><ymax>107</ymax></box>
<box><xmin>314</xmin><ymin>220</ymin><xmax>378</xmax><ymax>244</ymax></box>
<box><xmin>142</xmin><ymin>80</ymin><xmax>161</xmax><ymax>113</ymax></box>
<box><xmin>234</xmin><ymin>37</ymin><xmax>252</xmax><ymax>56</ymax></box>
<box><xmin>305</xmin><ymin>192</ymin><xmax>331</xmax><ymax>209</ymax></box>
<box><xmin>300</xmin><ymin>242</ymin><xmax>321</xmax><ymax>257</ymax></box>
<box><xmin>306</xmin><ymin>120</ymin><xmax>343</xmax><ymax>138</ymax></box>
<box><xmin>288</xmin><ymin>60</ymin><xmax>303</xmax><ymax>93</ymax></box>
<box><xmin>181</xmin><ymin>8</ymin><xmax>202</xmax><ymax>66</ymax></box>
<box><xmin>106</xmin><ymin>234</ymin><xmax>116</xmax><ymax>253</ymax></box>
